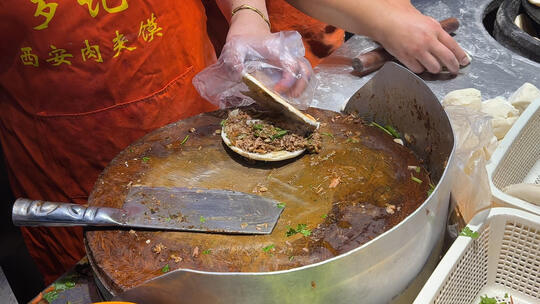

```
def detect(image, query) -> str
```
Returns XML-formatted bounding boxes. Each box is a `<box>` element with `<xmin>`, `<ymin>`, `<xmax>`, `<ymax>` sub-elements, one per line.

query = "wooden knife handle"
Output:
<box><xmin>352</xmin><ymin>18</ymin><xmax>460</xmax><ymax>76</ymax></box>
<box><xmin>439</xmin><ymin>17</ymin><xmax>460</xmax><ymax>33</ymax></box>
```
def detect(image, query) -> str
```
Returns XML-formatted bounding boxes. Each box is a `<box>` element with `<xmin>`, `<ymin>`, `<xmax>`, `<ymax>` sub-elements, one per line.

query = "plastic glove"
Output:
<box><xmin>193</xmin><ymin>31</ymin><xmax>315</xmax><ymax>109</ymax></box>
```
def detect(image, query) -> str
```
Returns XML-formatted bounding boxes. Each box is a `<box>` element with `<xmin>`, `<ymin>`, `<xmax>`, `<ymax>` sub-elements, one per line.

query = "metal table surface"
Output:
<box><xmin>0</xmin><ymin>267</ymin><xmax>17</xmax><ymax>304</ymax></box>
<box><xmin>29</xmin><ymin>258</ymin><xmax>102</xmax><ymax>304</ymax></box>
<box><xmin>312</xmin><ymin>0</ymin><xmax>540</xmax><ymax>112</ymax></box>
<box><xmin>30</xmin><ymin>0</ymin><xmax>540</xmax><ymax>303</ymax></box>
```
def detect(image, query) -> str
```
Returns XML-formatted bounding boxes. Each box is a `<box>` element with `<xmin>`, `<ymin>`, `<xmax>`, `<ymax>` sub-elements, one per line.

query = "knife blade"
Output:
<box><xmin>12</xmin><ymin>187</ymin><xmax>284</xmax><ymax>234</ymax></box>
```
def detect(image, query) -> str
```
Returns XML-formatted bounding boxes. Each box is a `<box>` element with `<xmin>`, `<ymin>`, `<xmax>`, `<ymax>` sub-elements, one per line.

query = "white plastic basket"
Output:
<box><xmin>414</xmin><ymin>208</ymin><xmax>540</xmax><ymax>304</ymax></box>
<box><xmin>486</xmin><ymin>98</ymin><xmax>540</xmax><ymax>215</ymax></box>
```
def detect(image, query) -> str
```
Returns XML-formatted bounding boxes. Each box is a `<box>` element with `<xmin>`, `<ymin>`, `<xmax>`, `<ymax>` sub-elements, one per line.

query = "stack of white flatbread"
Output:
<box><xmin>442</xmin><ymin>83</ymin><xmax>540</xmax><ymax>205</ymax></box>
<box><xmin>442</xmin><ymin>83</ymin><xmax>540</xmax><ymax>140</ymax></box>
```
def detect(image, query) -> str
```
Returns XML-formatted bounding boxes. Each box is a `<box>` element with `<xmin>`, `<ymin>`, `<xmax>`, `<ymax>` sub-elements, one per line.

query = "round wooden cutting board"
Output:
<box><xmin>84</xmin><ymin>107</ymin><xmax>429</xmax><ymax>294</ymax></box>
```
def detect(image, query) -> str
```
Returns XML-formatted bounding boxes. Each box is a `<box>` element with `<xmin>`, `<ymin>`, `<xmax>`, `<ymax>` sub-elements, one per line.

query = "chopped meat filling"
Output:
<box><xmin>224</xmin><ymin>110</ymin><xmax>321</xmax><ymax>154</ymax></box>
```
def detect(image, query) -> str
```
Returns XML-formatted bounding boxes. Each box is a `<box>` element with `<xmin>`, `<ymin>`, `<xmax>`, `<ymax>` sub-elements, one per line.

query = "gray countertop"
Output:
<box><xmin>312</xmin><ymin>0</ymin><xmax>540</xmax><ymax>112</ymax></box>
<box><xmin>0</xmin><ymin>267</ymin><xmax>17</xmax><ymax>304</ymax></box>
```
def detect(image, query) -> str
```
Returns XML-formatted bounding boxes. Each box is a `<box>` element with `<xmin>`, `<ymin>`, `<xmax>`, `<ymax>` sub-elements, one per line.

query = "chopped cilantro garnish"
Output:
<box><xmin>321</xmin><ymin>214</ymin><xmax>327</xmax><ymax>219</ymax></box>
<box><xmin>142</xmin><ymin>156</ymin><xmax>150</xmax><ymax>162</ymax></box>
<box><xmin>202</xmin><ymin>249</ymin><xmax>211</xmax><ymax>255</ymax></box>
<box><xmin>262</xmin><ymin>244</ymin><xmax>275</xmax><ymax>253</ymax></box>
<box><xmin>271</xmin><ymin>130</ymin><xmax>288</xmax><ymax>140</ymax></box>
<box><xmin>286</xmin><ymin>224</ymin><xmax>311</xmax><ymax>237</ymax></box>
<box><xmin>369</xmin><ymin>122</ymin><xmax>393</xmax><ymax>136</ymax></box>
<box><xmin>55</xmin><ymin>276</ymin><xmax>77</xmax><ymax>289</ymax></box>
<box><xmin>252</xmin><ymin>124</ymin><xmax>263</xmax><ymax>130</ymax></box>
<box><xmin>220</xmin><ymin>119</ymin><xmax>226</xmax><ymax>126</ymax></box>
<box><xmin>53</xmin><ymin>280</ymin><xmax>76</xmax><ymax>291</ymax></box>
<box><xmin>427</xmin><ymin>183</ymin><xmax>435</xmax><ymax>196</ymax></box>
<box><xmin>479</xmin><ymin>295</ymin><xmax>497</xmax><ymax>304</ymax></box>
<box><xmin>286</xmin><ymin>227</ymin><xmax>297</xmax><ymax>237</ymax></box>
<box><xmin>64</xmin><ymin>281</ymin><xmax>76</xmax><ymax>288</ymax></box>
<box><xmin>276</xmin><ymin>202</ymin><xmax>286</xmax><ymax>209</ymax></box>
<box><xmin>460</xmin><ymin>226</ymin><xmax>479</xmax><ymax>239</ymax></box>
<box><xmin>321</xmin><ymin>132</ymin><xmax>334</xmax><ymax>138</ymax></box>
<box><xmin>199</xmin><ymin>216</ymin><xmax>206</xmax><ymax>223</ymax></box>
<box><xmin>297</xmin><ymin>224</ymin><xmax>311</xmax><ymax>236</ymax></box>
<box><xmin>385</xmin><ymin>125</ymin><xmax>401</xmax><ymax>138</ymax></box>
<box><xmin>346</xmin><ymin>138</ymin><xmax>359</xmax><ymax>143</ymax></box>
<box><xmin>61</xmin><ymin>277</ymin><xmax>77</xmax><ymax>287</ymax></box>
<box><xmin>289</xmin><ymin>255</ymin><xmax>295</xmax><ymax>261</ymax></box>
<box><xmin>161</xmin><ymin>264</ymin><xmax>170</xmax><ymax>273</ymax></box>
<box><xmin>165</xmin><ymin>217</ymin><xmax>171</xmax><ymax>222</ymax></box>
<box><xmin>43</xmin><ymin>278</ymin><xmax>77</xmax><ymax>302</ymax></box>
<box><xmin>299</xmin><ymin>227</ymin><xmax>311</xmax><ymax>237</ymax></box>
<box><xmin>180</xmin><ymin>135</ymin><xmax>189</xmax><ymax>145</ymax></box>
<box><xmin>504</xmin><ymin>293</ymin><xmax>508</xmax><ymax>298</ymax></box>
<box><xmin>43</xmin><ymin>290</ymin><xmax>61</xmax><ymax>302</ymax></box>
<box><xmin>411</xmin><ymin>174</ymin><xmax>423</xmax><ymax>184</ymax></box>
<box><xmin>369</xmin><ymin>122</ymin><xmax>401</xmax><ymax>139</ymax></box>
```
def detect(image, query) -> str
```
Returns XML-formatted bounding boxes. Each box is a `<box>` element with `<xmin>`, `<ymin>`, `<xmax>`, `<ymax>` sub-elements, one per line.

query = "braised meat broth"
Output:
<box><xmin>86</xmin><ymin>108</ymin><xmax>430</xmax><ymax>292</ymax></box>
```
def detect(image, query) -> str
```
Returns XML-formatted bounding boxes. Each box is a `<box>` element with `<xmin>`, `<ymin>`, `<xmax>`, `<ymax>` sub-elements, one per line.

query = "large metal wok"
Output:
<box><xmin>106</xmin><ymin>63</ymin><xmax>455</xmax><ymax>303</ymax></box>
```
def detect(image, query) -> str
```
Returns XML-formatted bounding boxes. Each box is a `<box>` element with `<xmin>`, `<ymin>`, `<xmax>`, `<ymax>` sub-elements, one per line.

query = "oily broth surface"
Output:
<box><xmin>137</xmin><ymin>117</ymin><xmax>427</xmax><ymax>268</ymax></box>
<box><xmin>86</xmin><ymin>109</ymin><xmax>429</xmax><ymax>291</ymax></box>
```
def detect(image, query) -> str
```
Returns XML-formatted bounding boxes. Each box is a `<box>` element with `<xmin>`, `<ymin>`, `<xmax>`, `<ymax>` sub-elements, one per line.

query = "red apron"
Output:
<box><xmin>0</xmin><ymin>0</ymin><xmax>216</xmax><ymax>284</ymax></box>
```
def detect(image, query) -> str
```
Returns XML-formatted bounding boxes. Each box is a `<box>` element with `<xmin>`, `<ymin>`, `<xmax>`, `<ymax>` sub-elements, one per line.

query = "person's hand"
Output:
<box><xmin>194</xmin><ymin>1</ymin><xmax>314</xmax><ymax>108</ymax></box>
<box><xmin>373</xmin><ymin>6</ymin><xmax>469</xmax><ymax>74</ymax></box>
<box><xmin>193</xmin><ymin>31</ymin><xmax>313</xmax><ymax>108</ymax></box>
<box><xmin>220</xmin><ymin>32</ymin><xmax>313</xmax><ymax>97</ymax></box>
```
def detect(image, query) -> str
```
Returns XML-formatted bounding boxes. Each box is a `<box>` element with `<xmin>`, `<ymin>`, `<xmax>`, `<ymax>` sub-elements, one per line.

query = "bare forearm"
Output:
<box><xmin>286</xmin><ymin>0</ymin><xmax>468</xmax><ymax>74</ymax></box>
<box><xmin>216</xmin><ymin>0</ymin><xmax>271</xmax><ymax>39</ymax></box>
<box><xmin>286</xmin><ymin>0</ymin><xmax>414</xmax><ymax>41</ymax></box>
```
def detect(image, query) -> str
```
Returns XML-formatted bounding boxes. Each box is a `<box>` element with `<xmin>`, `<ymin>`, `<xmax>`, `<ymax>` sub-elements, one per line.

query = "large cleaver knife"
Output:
<box><xmin>12</xmin><ymin>187</ymin><xmax>284</xmax><ymax>234</ymax></box>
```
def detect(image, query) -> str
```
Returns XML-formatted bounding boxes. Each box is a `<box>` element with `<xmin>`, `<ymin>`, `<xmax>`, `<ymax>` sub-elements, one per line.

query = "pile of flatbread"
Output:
<box><xmin>442</xmin><ymin>83</ymin><xmax>540</xmax><ymax>206</ymax></box>
<box><xmin>442</xmin><ymin>83</ymin><xmax>539</xmax><ymax>139</ymax></box>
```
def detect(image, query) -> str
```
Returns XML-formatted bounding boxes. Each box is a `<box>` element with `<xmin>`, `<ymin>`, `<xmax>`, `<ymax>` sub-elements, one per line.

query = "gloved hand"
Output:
<box><xmin>193</xmin><ymin>31</ymin><xmax>314</xmax><ymax>109</ymax></box>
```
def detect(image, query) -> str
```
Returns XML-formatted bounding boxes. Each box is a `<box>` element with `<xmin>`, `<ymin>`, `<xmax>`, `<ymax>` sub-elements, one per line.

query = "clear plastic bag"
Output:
<box><xmin>444</xmin><ymin>105</ymin><xmax>498</xmax><ymax>234</ymax></box>
<box><xmin>193</xmin><ymin>31</ymin><xmax>315</xmax><ymax>110</ymax></box>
